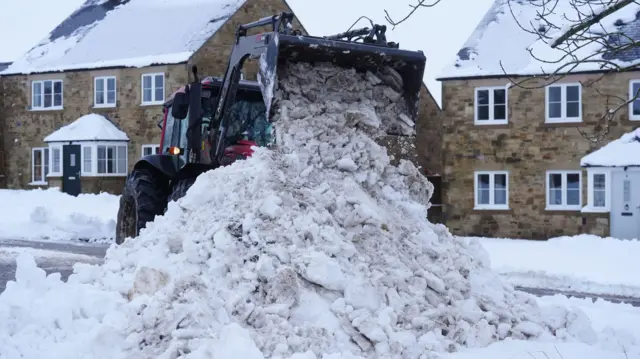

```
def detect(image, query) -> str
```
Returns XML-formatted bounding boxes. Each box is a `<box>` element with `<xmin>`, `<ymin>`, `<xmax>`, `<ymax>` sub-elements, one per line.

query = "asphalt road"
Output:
<box><xmin>1</xmin><ymin>239</ymin><xmax>640</xmax><ymax>308</ymax></box>
<box><xmin>0</xmin><ymin>239</ymin><xmax>108</xmax><ymax>292</ymax></box>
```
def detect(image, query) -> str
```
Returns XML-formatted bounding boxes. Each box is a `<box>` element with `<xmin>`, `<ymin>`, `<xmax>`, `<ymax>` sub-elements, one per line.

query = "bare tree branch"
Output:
<box><xmin>384</xmin><ymin>0</ymin><xmax>443</xmax><ymax>28</ymax></box>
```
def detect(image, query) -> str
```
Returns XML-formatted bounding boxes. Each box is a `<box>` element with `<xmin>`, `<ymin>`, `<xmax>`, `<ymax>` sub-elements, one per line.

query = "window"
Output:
<box><xmin>141</xmin><ymin>73</ymin><xmax>164</xmax><ymax>105</ymax></box>
<box><xmin>474</xmin><ymin>87</ymin><xmax>508</xmax><ymax>124</ymax></box>
<box><xmin>83</xmin><ymin>146</ymin><xmax>92</xmax><ymax>174</ymax></box>
<box><xmin>474</xmin><ymin>171</ymin><xmax>509</xmax><ymax>210</ymax></box>
<box><xmin>49</xmin><ymin>146</ymin><xmax>62</xmax><ymax>176</ymax></box>
<box><xmin>585</xmin><ymin>169</ymin><xmax>610</xmax><ymax>212</ymax></box>
<box><xmin>546</xmin><ymin>170</ymin><xmax>582</xmax><ymax>210</ymax></box>
<box><xmin>629</xmin><ymin>80</ymin><xmax>640</xmax><ymax>121</ymax></box>
<box><xmin>545</xmin><ymin>83</ymin><xmax>581</xmax><ymax>123</ymax></box>
<box><xmin>141</xmin><ymin>144</ymin><xmax>160</xmax><ymax>157</ymax></box>
<box><xmin>31</xmin><ymin>148</ymin><xmax>49</xmax><ymax>184</ymax></box>
<box><xmin>97</xmin><ymin>144</ymin><xmax>127</xmax><ymax>175</ymax></box>
<box><xmin>95</xmin><ymin>76</ymin><xmax>116</xmax><ymax>107</ymax></box>
<box><xmin>32</xmin><ymin>79</ymin><xmax>63</xmax><ymax>110</ymax></box>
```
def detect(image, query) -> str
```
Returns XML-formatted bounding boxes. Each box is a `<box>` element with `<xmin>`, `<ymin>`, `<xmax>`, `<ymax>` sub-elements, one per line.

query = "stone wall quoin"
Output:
<box><xmin>440</xmin><ymin>72</ymin><xmax>638</xmax><ymax>239</ymax></box>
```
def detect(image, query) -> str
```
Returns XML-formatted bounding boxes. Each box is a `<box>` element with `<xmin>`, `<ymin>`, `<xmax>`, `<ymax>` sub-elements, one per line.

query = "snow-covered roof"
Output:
<box><xmin>0</xmin><ymin>0</ymin><xmax>85</xmax><ymax>63</ymax></box>
<box><xmin>1</xmin><ymin>0</ymin><xmax>247</xmax><ymax>75</ymax></box>
<box><xmin>44</xmin><ymin>114</ymin><xmax>130</xmax><ymax>143</ymax></box>
<box><xmin>438</xmin><ymin>0</ymin><xmax>640</xmax><ymax>80</ymax></box>
<box><xmin>0</xmin><ymin>63</ymin><xmax>10</xmax><ymax>72</ymax></box>
<box><xmin>581</xmin><ymin>128</ymin><xmax>640</xmax><ymax>167</ymax></box>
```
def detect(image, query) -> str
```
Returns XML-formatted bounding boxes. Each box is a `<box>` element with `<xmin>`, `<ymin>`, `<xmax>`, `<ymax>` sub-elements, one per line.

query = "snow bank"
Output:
<box><xmin>473</xmin><ymin>235</ymin><xmax>640</xmax><ymax>298</ymax></box>
<box><xmin>0</xmin><ymin>62</ymin><xmax>623</xmax><ymax>358</ymax></box>
<box><xmin>0</xmin><ymin>188</ymin><xmax>118</xmax><ymax>242</ymax></box>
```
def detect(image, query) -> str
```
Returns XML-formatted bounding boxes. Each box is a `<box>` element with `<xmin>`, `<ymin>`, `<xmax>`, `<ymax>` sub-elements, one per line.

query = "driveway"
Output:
<box><xmin>0</xmin><ymin>239</ymin><xmax>108</xmax><ymax>292</ymax></box>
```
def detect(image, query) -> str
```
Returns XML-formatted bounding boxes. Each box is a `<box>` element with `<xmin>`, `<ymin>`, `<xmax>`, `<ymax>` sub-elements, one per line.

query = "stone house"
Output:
<box><xmin>436</xmin><ymin>0</ymin><xmax>640</xmax><ymax>240</ymax></box>
<box><xmin>0</xmin><ymin>0</ymin><xmax>441</xmax><ymax>198</ymax></box>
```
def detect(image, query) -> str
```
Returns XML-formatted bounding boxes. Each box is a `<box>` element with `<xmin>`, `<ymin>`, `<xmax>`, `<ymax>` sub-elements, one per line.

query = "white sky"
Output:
<box><xmin>0</xmin><ymin>0</ymin><xmax>495</xmax><ymax>106</ymax></box>
<box><xmin>287</xmin><ymin>0</ymin><xmax>496</xmax><ymax>107</ymax></box>
<box><xmin>0</xmin><ymin>0</ymin><xmax>85</xmax><ymax>63</ymax></box>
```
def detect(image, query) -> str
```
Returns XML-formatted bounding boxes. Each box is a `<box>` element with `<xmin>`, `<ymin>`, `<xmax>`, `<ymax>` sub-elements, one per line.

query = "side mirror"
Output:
<box><xmin>172</xmin><ymin>92</ymin><xmax>189</xmax><ymax>120</ymax></box>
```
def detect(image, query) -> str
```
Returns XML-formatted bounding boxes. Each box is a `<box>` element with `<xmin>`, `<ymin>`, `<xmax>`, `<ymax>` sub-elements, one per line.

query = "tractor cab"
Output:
<box><xmin>158</xmin><ymin>75</ymin><xmax>272</xmax><ymax>172</ymax></box>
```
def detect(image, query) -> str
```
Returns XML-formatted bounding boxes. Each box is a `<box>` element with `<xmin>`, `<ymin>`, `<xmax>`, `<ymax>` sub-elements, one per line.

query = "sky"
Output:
<box><xmin>0</xmin><ymin>0</ymin><xmax>496</xmax><ymax>106</ymax></box>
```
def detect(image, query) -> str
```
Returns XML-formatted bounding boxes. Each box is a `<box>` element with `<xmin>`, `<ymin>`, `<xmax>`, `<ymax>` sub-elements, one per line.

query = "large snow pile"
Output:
<box><xmin>471</xmin><ymin>235</ymin><xmax>640</xmax><ymax>298</ymax></box>
<box><xmin>0</xmin><ymin>62</ymin><xmax>617</xmax><ymax>358</ymax></box>
<box><xmin>0</xmin><ymin>188</ymin><xmax>118</xmax><ymax>242</ymax></box>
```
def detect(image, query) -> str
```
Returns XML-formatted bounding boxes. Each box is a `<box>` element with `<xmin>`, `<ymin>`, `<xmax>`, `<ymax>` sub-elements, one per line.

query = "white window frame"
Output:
<box><xmin>546</xmin><ymin>170</ymin><xmax>582</xmax><ymax>210</ymax></box>
<box><xmin>31</xmin><ymin>79</ymin><xmax>63</xmax><ymax>110</ymax></box>
<box><xmin>545</xmin><ymin>82</ymin><xmax>582</xmax><ymax>123</ymax></box>
<box><xmin>474</xmin><ymin>86</ymin><xmax>509</xmax><ymax>125</ymax></box>
<box><xmin>141</xmin><ymin>72</ymin><xmax>165</xmax><ymax>105</ymax></box>
<box><xmin>584</xmin><ymin>168</ymin><xmax>611</xmax><ymax>212</ymax></box>
<box><xmin>94</xmin><ymin>76</ymin><xmax>117</xmax><ymax>108</ymax></box>
<box><xmin>628</xmin><ymin>80</ymin><xmax>640</xmax><ymax>121</ymax></box>
<box><xmin>31</xmin><ymin>147</ymin><xmax>49</xmax><ymax>184</ymax></box>
<box><xmin>141</xmin><ymin>144</ymin><xmax>160</xmax><ymax>157</ymax></box>
<box><xmin>46</xmin><ymin>145</ymin><xmax>62</xmax><ymax>177</ymax></box>
<box><xmin>474</xmin><ymin>171</ymin><xmax>509</xmax><ymax>210</ymax></box>
<box><xmin>82</xmin><ymin>145</ymin><xmax>93</xmax><ymax>176</ymax></box>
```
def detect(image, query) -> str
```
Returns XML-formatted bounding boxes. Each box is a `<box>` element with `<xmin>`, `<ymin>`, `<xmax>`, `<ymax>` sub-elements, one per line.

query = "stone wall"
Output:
<box><xmin>48</xmin><ymin>176</ymin><xmax>126</xmax><ymax>195</ymax></box>
<box><xmin>440</xmin><ymin>72</ymin><xmax>640</xmax><ymax>239</ymax></box>
<box><xmin>0</xmin><ymin>75</ymin><xmax>5</xmax><ymax>188</ymax></box>
<box><xmin>0</xmin><ymin>64</ymin><xmax>189</xmax><ymax>190</ymax></box>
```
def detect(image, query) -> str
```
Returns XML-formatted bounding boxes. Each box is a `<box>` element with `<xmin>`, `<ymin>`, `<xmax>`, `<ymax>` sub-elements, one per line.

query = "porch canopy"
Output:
<box><xmin>44</xmin><ymin>113</ymin><xmax>130</xmax><ymax>177</ymax></box>
<box><xmin>581</xmin><ymin>128</ymin><xmax>640</xmax><ymax>168</ymax></box>
<box><xmin>44</xmin><ymin>113</ymin><xmax>129</xmax><ymax>143</ymax></box>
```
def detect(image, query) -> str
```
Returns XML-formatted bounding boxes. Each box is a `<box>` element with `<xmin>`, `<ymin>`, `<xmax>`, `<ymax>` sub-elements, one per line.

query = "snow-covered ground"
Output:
<box><xmin>470</xmin><ymin>235</ymin><xmax>640</xmax><ymax>299</ymax></box>
<box><xmin>0</xmin><ymin>188</ymin><xmax>119</xmax><ymax>242</ymax></box>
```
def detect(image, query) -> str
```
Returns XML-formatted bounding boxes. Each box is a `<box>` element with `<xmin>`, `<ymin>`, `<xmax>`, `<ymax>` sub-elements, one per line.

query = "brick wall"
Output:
<box><xmin>441</xmin><ymin>72</ymin><xmax>640</xmax><ymax>239</ymax></box>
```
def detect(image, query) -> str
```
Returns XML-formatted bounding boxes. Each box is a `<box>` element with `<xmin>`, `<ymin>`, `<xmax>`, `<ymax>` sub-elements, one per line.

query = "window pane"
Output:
<box><xmin>549</xmin><ymin>189</ymin><xmax>563</xmax><ymax>205</ymax></box>
<box><xmin>478</xmin><ymin>174</ymin><xmax>490</xmax><ymax>189</ymax></box>
<box><xmin>633</xmin><ymin>83</ymin><xmax>640</xmax><ymax>115</ymax></box>
<box><xmin>548</xmin><ymin>86</ymin><xmax>561</xmax><ymax>102</ymax></box>
<box><xmin>107</xmin><ymin>147</ymin><xmax>115</xmax><ymax>173</ymax></box>
<box><xmin>477</xmin><ymin>90</ymin><xmax>489</xmax><ymax>105</ymax></box>
<box><xmin>143</xmin><ymin>147</ymin><xmax>151</xmax><ymax>156</ymax></box>
<box><xmin>143</xmin><ymin>76</ymin><xmax>151</xmax><ymax>89</ymax></box>
<box><xmin>567</xmin><ymin>173</ymin><xmax>580</xmax><ymax>189</ymax></box>
<box><xmin>594</xmin><ymin>190</ymin><xmax>606</xmax><ymax>207</ymax></box>
<box><xmin>144</xmin><ymin>88</ymin><xmax>152</xmax><ymax>102</ymax></box>
<box><xmin>54</xmin><ymin>81</ymin><xmax>62</xmax><ymax>95</ymax></box>
<box><xmin>567</xmin><ymin>189</ymin><xmax>580</xmax><ymax>205</ymax></box>
<box><xmin>54</xmin><ymin>93</ymin><xmax>62</xmax><ymax>107</ymax></box>
<box><xmin>549</xmin><ymin>173</ymin><xmax>562</xmax><ymax>189</ymax></box>
<box><xmin>155</xmin><ymin>74</ymin><xmax>163</xmax><ymax>88</ymax></box>
<box><xmin>52</xmin><ymin>148</ymin><xmax>61</xmax><ymax>172</ymax></box>
<box><xmin>97</xmin><ymin>146</ymin><xmax>106</xmax><ymax>173</ymax></box>
<box><xmin>96</xmin><ymin>91</ymin><xmax>104</xmax><ymax>104</ymax></box>
<box><xmin>155</xmin><ymin>87</ymin><xmax>163</xmax><ymax>102</ymax></box>
<box><xmin>478</xmin><ymin>189</ymin><xmax>490</xmax><ymax>204</ymax></box>
<box><xmin>96</xmin><ymin>79</ymin><xmax>104</xmax><ymax>92</ymax></box>
<box><xmin>493</xmin><ymin>89</ymin><xmax>506</xmax><ymax>104</ymax></box>
<box><xmin>494</xmin><ymin>104</ymin><xmax>506</xmax><ymax>120</ymax></box>
<box><xmin>594</xmin><ymin>174</ymin><xmax>605</xmax><ymax>189</ymax></box>
<box><xmin>33</xmin><ymin>82</ymin><xmax>42</xmax><ymax>107</ymax></box>
<box><xmin>566</xmin><ymin>85</ymin><xmax>579</xmax><ymax>102</ymax></box>
<box><xmin>44</xmin><ymin>148</ymin><xmax>49</xmax><ymax>175</ymax></box>
<box><xmin>494</xmin><ymin>189</ymin><xmax>506</xmax><ymax>205</ymax></box>
<box><xmin>624</xmin><ymin>180</ymin><xmax>631</xmax><ymax>202</ymax></box>
<box><xmin>44</xmin><ymin>81</ymin><xmax>52</xmax><ymax>108</ymax></box>
<box><xmin>633</xmin><ymin>99</ymin><xmax>640</xmax><ymax>116</ymax></box>
<box><xmin>83</xmin><ymin>146</ymin><xmax>92</xmax><ymax>173</ymax></box>
<box><xmin>566</xmin><ymin>102</ymin><xmax>579</xmax><ymax>118</ymax></box>
<box><xmin>477</xmin><ymin>105</ymin><xmax>489</xmax><ymax>120</ymax></box>
<box><xmin>117</xmin><ymin>145</ymin><xmax>126</xmax><ymax>174</ymax></box>
<box><xmin>549</xmin><ymin>103</ymin><xmax>562</xmax><ymax>118</ymax></box>
<box><xmin>107</xmin><ymin>78</ymin><xmax>115</xmax><ymax>91</ymax></box>
<box><xmin>33</xmin><ymin>149</ymin><xmax>42</xmax><ymax>182</ymax></box>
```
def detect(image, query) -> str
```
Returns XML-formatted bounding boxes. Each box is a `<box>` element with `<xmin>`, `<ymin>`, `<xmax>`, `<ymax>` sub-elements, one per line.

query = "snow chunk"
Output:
<box><xmin>581</xmin><ymin>128</ymin><xmax>640</xmax><ymax>167</ymax></box>
<box><xmin>44</xmin><ymin>113</ymin><xmax>129</xmax><ymax>142</ymax></box>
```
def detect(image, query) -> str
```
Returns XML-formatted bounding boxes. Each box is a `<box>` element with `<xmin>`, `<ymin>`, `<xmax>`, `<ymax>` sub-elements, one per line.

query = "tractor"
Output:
<box><xmin>115</xmin><ymin>12</ymin><xmax>426</xmax><ymax>244</ymax></box>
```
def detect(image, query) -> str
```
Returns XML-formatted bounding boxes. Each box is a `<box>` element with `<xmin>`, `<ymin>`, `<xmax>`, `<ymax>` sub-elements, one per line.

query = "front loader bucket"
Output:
<box><xmin>258</xmin><ymin>32</ymin><xmax>426</xmax><ymax>136</ymax></box>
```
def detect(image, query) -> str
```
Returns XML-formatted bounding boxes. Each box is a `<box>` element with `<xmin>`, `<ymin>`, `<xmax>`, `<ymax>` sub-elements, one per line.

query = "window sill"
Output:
<box><xmin>93</xmin><ymin>104</ymin><xmax>117</xmax><ymax>109</ymax></box>
<box><xmin>544</xmin><ymin>118</ymin><xmax>582</xmax><ymax>124</ymax></box>
<box><xmin>82</xmin><ymin>173</ymin><xmax>128</xmax><ymax>177</ymax></box>
<box><xmin>474</xmin><ymin>120</ymin><xmax>508</xmax><ymax>126</ymax></box>
<box><xmin>30</xmin><ymin>107</ymin><xmax>63</xmax><ymax>112</ymax></box>
<box><xmin>581</xmin><ymin>206</ymin><xmax>610</xmax><ymax>213</ymax></box>
<box><xmin>46</xmin><ymin>173</ymin><xmax>62</xmax><ymax>178</ymax></box>
<box><xmin>545</xmin><ymin>206</ymin><xmax>582</xmax><ymax>211</ymax></box>
<box><xmin>28</xmin><ymin>181</ymin><xmax>48</xmax><ymax>186</ymax></box>
<box><xmin>628</xmin><ymin>116</ymin><xmax>640</xmax><ymax>122</ymax></box>
<box><xmin>474</xmin><ymin>206</ymin><xmax>510</xmax><ymax>211</ymax></box>
<box><xmin>140</xmin><ymin>101</ymin><xmax>164</xmax><ymax>107</ymax></box>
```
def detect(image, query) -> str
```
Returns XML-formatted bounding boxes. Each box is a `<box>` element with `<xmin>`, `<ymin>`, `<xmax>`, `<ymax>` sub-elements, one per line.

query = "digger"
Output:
<box><xmin>115</xmin><ymin>12</ymin><xmax>426</xmax><ymax>244</ymax></box>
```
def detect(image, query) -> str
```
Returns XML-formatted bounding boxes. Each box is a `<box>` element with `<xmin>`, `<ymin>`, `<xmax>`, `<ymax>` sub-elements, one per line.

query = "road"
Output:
<box><xmin>0</xmin><ymin>239</ymin><xmax>108</xmax><ymax>292</ymax></box>
<box><xmin>1</xmin><ymin>239</ymin><xmax>640</xmax><ymax>308</ymax></box>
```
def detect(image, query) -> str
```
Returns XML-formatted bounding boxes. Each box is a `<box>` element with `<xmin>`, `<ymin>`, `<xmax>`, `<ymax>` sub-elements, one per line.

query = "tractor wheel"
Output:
<box><xmin>115</xmin><ymin>168</ymin><xmax>169</xmax><ymax>245</ymax></box>
<box><xmin>168</xmin><ymin>177</ymin><xmax>196</xmax><ymax>203</ymax></box>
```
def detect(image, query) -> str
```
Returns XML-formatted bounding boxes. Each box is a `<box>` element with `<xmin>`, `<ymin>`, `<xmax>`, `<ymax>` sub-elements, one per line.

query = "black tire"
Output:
<box><xmin>115</xmin><ymin>168</ymin><xmax>169</xmax><ymax>245</ymax></box>
<box><xmin>168</xmin><ymin>177</ymin><xmax>196</xmax><ymax>203</ymax></box>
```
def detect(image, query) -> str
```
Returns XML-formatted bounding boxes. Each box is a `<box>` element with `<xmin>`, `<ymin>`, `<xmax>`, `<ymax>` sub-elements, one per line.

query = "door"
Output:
<box><xmin>62</xmin><ymin>144</ymin><xmax>81</xmax><ymax>196</ymax></box>
<box><xmin>610</xmin><ymin>170</ymin><xmax>640</xmax><ymax>240</ymax></box>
